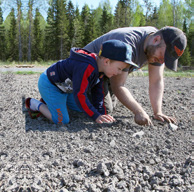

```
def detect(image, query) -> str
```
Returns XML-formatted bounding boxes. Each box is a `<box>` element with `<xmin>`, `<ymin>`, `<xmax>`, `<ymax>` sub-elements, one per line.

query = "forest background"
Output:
<box><xmin>0</xmin><ymin>0</ymin><xmax>193</xmax><ymax>68</ymax></box>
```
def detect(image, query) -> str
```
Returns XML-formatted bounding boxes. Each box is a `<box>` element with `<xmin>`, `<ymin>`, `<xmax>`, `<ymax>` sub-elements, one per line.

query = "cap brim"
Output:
<box><xmin>165</xmin><ymin>51</ymin><xmax>178</xmax><ymax>71</ymax></box>
<box><xmin>124</xmin><ymin>60</ymin><xmax>139</xmax><ymax>68</ymax></box>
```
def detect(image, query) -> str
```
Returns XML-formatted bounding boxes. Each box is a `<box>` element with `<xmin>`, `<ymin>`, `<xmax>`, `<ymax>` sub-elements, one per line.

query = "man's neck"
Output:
<box><xmin>144</xmin><ymin>33</ymin><xmax>154</xmax><ymax>52</ymax></box>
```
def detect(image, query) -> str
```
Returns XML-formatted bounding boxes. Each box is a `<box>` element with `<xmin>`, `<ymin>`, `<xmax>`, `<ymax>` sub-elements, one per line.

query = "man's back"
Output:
<box><xmin>84</xmin><ymin>26</ymin><xmax>158</xmax><ymax>68</ymax></box>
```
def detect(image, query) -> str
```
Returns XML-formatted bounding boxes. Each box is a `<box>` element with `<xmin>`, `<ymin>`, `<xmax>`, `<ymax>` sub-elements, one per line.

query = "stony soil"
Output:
<box><xmin>0</xmin><ymin>72</ymin><xmax>192</xmax><ymax>192</ymax></box>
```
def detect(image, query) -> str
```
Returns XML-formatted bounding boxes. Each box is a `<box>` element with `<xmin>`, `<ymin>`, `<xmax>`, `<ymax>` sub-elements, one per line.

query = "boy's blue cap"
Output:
<box><xmin>99</xmin><ymin>40</ymin><xmax>139</xmax><ymax>68</ymax></box>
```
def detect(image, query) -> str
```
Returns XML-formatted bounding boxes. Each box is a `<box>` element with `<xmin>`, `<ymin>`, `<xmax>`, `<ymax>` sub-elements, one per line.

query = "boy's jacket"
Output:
<box><xmin>46</xmin><ymin>48</ymin><xmax>106</xmax><ymax>121</ymax></box>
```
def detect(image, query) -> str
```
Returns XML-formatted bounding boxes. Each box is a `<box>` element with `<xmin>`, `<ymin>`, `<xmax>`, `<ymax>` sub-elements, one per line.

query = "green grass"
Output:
<box><xmin>15</xmin><ymin>71</ymin><xmax>42</xmax><ymax>75</ymax></box>
<box><xmin>0</xmin><ymin>61</ymin><xmax>193</xmax><ymax>78</ymax></box>
<box><xmin>129</xmin><ymin>70</ymin><xmax>194</xmax><ymax>78</ymax></box>
<box><xmin>0</xmin><ymin>61</ymin><xmax>55</xmax><ymax>67</ymax></box>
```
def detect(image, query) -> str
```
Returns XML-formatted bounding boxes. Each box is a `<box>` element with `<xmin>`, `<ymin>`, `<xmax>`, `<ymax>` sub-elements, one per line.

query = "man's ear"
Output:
<box><xmin>153</xmin><ymin>35</ymin><xmax>162</xmax><ymax>45</ymax></box>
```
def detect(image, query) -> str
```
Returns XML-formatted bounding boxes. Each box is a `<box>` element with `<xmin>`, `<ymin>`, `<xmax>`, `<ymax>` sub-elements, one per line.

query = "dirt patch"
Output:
<box><xmin>0</xmin><ymin>73</ymin><xmax>192</xmax><ymax>191</ymax></box>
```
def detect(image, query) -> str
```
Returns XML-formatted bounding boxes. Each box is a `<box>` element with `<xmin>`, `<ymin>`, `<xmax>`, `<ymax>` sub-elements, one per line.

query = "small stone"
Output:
<box><xmin>169</xmin><ymin>123</ymin><xmax>178</xmax><ymax>131</ymax></box>
<box><xmin>73</xmin><ymin>175</ymin><xmax>83</xmax><ymax>182</ymax></box>
<box><xmin>97</xmin><ymin>162</ymin><xmax>110</xmax><ymax>176</ymax></box>
<box><xmin>134</xmin><ymin>185</ymin><xmax>142</xmax><ymax>192</ymax></box>
<box><xmin>149</xmin><ymin>159</ymin><xmax>155</xmax><ymax>165</ymax></box>
<box><xmin>132</xmin><ymin>131</ymin><xmax>145</xmax><ymax>138</ymax></box>
<box><xmin>110</xmin><ymin>140</ymin><xmax>116</xmax><ymax>147</ymax></box>
<box><xmin>73</xmin><ymin>159</ymin><xmax>85</xmax><ymax>167</ymax></box>
<box><xmin>155</xmin><ymin>171</ymin><xmax>164</xmax><ymax>178</ymax></box>
<box><xmin>161</xmin><ymin>148</ymin><xmax>169</xmax><ymax>155</ymax></box>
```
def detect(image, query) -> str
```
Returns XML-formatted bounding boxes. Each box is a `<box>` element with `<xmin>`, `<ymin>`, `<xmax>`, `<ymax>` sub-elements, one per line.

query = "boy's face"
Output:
<box><xmin>104</xmin><ymin>60</ymin><xmax>129</xmax><ymax>78</ymax></box>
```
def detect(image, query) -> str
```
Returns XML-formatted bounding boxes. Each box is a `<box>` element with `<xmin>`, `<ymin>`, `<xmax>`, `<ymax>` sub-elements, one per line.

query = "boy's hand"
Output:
<box><xmin>96</xmin><ymin>115</ymin><xmax>115</xmax><ymax>124</ymax></box>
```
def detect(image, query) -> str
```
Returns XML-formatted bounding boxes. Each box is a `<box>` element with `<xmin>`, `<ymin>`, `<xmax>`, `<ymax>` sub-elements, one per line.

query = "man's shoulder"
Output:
<box><xmin>110</xmin><ymin>26</ymin><xmax>158</xmax><ymax>34</ymax></box>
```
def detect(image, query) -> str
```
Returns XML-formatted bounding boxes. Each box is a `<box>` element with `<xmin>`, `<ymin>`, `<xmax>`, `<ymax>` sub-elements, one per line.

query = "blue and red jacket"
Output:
<box><xmin>46</xmin><ymin>47</ymin><xmax>107</xmax><ymax>121</ymax></box>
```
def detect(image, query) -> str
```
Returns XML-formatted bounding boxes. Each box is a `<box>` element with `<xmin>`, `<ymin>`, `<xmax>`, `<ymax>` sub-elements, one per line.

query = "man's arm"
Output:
<box><xmin>148</xmin><ymin>64</ymin><xmax>177</xmax><ymax>123</ymax></box>
<box><xmin>110</xmin><ymin>72</ymin><xmax>153</xmax><ymax>126</ymax></box>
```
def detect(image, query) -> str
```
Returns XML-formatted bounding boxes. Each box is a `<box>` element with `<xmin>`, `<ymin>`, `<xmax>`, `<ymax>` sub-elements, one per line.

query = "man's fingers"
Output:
<box><xmin>154</xmin><ymin>114</ymin><xmax>177</xmax><ymax>124</ymax></box>
<box><xmin>154</xmin><ymin>114</ymin><xmax>165</xmax><ymax>122</ymax></box>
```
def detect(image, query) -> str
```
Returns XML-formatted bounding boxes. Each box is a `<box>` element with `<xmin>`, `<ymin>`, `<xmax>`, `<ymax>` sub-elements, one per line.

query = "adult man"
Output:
<box><xmin>84</xmin><ymin>26</ymin><xmax>187</xmax><ymax>126</ymax></box>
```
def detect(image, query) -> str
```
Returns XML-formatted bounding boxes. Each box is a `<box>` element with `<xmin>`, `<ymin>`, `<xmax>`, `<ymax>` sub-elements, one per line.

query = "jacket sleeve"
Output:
<box><xmin>91</xmin><ymin>77</ymin><xmax>106</xmax><ymax>115</ymax></box>
<box><xmin>72</xmin><ymin>64</ymin><xmax>101</xmax><ymax>121</ymax></box>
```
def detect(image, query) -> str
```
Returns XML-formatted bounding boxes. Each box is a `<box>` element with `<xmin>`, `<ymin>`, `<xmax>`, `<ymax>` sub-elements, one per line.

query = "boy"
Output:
<box><xmin>25</xmin><ymin>40</ymin><xmax>138</xmax><ymax>124</ymax></box>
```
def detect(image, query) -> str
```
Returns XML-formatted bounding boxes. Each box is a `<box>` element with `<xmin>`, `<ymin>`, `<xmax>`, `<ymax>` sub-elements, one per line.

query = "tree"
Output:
<box><xmin>6</xmin><ymin>8</ymin><xmax>18</xmax><ymax>61</ymax></box>
<box><xmin>93</xmin><ymin>5</ymin><xmax>103</xmax><ymax>37</ymax></box>
<box><xmin>114</xmin><ymin>0</ymin><xmax>132</xmax><ymax>28</ymax></box>
<box><xmin>158</xmin><ymin>0</ymin><xmax>173</xmax><ymax>28</ymax></box>
<box><xmin>143</xmin><ymin>0</ymin><xmax>153</xmax><ymax>24</ymax></box>
<box><xmin>80</xmin><ymin>4</ymin><xmax>91</xmax><ymax>47</ymax></box>
<box><xmin>146</xmin><ymin>6</ymin><xmax>158</xmax><ymax>28</ymax></box>
<box><xmin>44</xmin><ymin>0</ymin><xmax>69</xmax><ymax>60</ymax></box>
<box><xmin>27</xmin><ymin>0</ymin><xmax>34</xmax><ymax>62</ymax></box>
<box><xmin>0</xmin><ymin>7</ymin><xmax>6</xmax><ymax>61</ymax></box>
<box><xmin>100</xmin><ymin>2</ymin><xmax>114</xmax><ymax>34</ymax></box>
<box><xmin>44</xmin><ymin>2</ymin><xmax>56</xmax><ymax>60</ymax></box>
<box><xmin>131</xmin><ymin>0</ymin><xmax>145</xmax><ymax>27</ymax></box>
<box><xmin>71</xmin><ymin>6</ymin><xmax>83</xmax><ymax>48</ymax></box>
<box><xmin>178</xmin><ymin>18</ymin><xmax>191</xmax><ymax>67</ymax></box>
<box><xmin>67</xmin><ymin>0</ymin><xmax>75</xmax><ymax>50</ymax></box>
<box><xmin>171</xmin><ymin>0</ymin><xmax>185</xmax><ymax>28</ymax></box>
<box><xmin>56</xmin><ymin>0</ymin><xmax>69</xmax><ymax>59</ymax></box>
<box><xmin>32</xmin><ymin>8</ymin><xmax>44</xmax><ymax>61</ymax></box>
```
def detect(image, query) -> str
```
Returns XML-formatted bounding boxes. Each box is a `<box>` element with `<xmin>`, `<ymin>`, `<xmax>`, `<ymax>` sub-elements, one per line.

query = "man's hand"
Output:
<box><xmin>153</xmin><ymin>113</ymin><xmax>177</xmax><ymax>124</ymax></box>
<box><xmin>96</xmin><ymin>114</ymin><xmax>116</xmax><ymax>124</ymax></box>
<box><xmin>134</xmin><ymin>111</ymin><xmax>153</xmax><ymax>126</ymax></box>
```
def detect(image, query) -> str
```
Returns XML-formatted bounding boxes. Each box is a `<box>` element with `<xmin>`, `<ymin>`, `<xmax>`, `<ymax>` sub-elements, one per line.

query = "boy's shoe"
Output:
<box><xmin>25</xmin><ymin>97</ymin><xmax>42</xmax><ymax>119</ymax></box>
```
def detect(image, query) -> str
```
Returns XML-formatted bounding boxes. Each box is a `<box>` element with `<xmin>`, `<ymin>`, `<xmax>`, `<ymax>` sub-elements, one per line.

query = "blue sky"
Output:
<box><xmin>71</xmin><ymin>0</ymin><xmax>161</xmax><ymax>12</ymax></box>
<box><xmin>1</xmin><ymin>0</ymin><xmax>161</xmax><ymax>20</ymax></box>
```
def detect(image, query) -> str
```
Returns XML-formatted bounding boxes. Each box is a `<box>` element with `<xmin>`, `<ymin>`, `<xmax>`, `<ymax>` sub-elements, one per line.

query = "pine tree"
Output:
<box><xmin>67</xmin><ymin>0</ymin><xmax>75</xmax><ymax>51</ymax></box>
<box><xmin>17</xmin><ymin>0</ymin><xmax>23</xmax><ymax>62</ymax></box>
<box><xmin>80</xmin><ymin>4</ymin><xmax>91</xmax><ymax>47</ymax></box>
<box><xmin>27</xmin><ymin>0</ymin><xmax>33</xmax><ymax>62</ymax></box>
<box><xmin>143</xmin><ymin>0</ymin><xmax>153</xmax><ymax>24</ymax></box>
<box><xmin>131</xmin><ymin>1</ymin><xmax>145</xmax><ymax>27</ymax></box>
<box><xmin>146</xmin><ymin>6</ymin><xmax>158</xmax><ymax>28</ymax></box>
<box><xmin>32</xmin><ymin>8</ymin><xmax>44</xmax><ymax>61</ymax></box>
<box><xmin>56</xmin><ymin>0</ymin><xmax>69</xmax><ymax>59</ymax></box>
<box><xmin>71</xmin><ymin>6</ymin><xmax>83</xmax><ymax>48</ymax></box>
<box><xmin>0</xmin><ymin>7</ymin><xmax>6</xmax><ymax>61</ymax></box>
<box><xmin>158</xmin><ymin>0</ymin><xmax>173</xmax><ymax>28</ymax></box>
<box><xmin>114</xmin><ymin>0</ymin><xmax>132</xmax><ymax>28</ymax></box>
<box><xmin>6</xmin><ymin>8</ymin><xmax>18</xmax><ymax>61</ymax></box>
<box><xmin>44</xmin><ymin>0</ymin><xmax>60</xmax><ymax>60</ymax></box>
<box><xmin>100</xmin><ymin>1</ymin><xmax>114</xmax><ymax>34</ymax></box>
<box><xmin>93</xmin><ymin>5</ymin><xmax>103</xmax><ymax>37</ymax></box>
<box><xmin>179</xmin><ymin>18</ymin><xmax>191</xmax><ymax>67</ymax></box>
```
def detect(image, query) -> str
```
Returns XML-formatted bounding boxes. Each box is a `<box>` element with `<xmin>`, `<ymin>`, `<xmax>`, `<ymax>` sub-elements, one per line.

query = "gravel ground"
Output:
<box><xmin>0</xmin><ymin>72</ymin><xmax>192</xmax><ymax>192</ymax></box>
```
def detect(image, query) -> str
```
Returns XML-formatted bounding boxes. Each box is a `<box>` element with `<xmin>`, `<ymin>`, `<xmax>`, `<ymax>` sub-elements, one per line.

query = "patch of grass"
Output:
<box><xmin>129</xmin><ymin>70</ymin><xmax>193</xmax><ymax>78</ymax></box>
<box><xmin>163</xmin><ymin>71</ymin><xmax>194</xmax><ymax>77</ymax></box>
<box><xmin>1</xmin><ymin>61</ymin><xmax>193</xmax><ymax>78</ymax></box>
<box><xmin>0</xmin><ymin>61</ymin><xmax>56</xmax><ymax>67</ymax></box>
<box><xmin>15</xmin><ymin>71</ymin><xmax>42</xmax><ymax>75</ymax></box>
